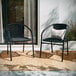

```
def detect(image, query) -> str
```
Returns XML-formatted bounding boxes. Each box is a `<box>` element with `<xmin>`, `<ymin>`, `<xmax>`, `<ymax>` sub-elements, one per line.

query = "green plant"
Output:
<box><xmin>68</xmin><ymin>22</ymin><xmax>76</xmax><ymax>40</ymax></box>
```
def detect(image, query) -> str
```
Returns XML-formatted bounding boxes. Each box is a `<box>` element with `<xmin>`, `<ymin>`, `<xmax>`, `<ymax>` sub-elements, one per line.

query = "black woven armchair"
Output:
<box><xmin>40</xmin><ymin>23</ymin><xmax>69</xmax><ymax>62</ymax></box>
<box><xmin>4</xmin><ymin>23</ymin><xmax>34</xmax><ymax>61</ymax></box>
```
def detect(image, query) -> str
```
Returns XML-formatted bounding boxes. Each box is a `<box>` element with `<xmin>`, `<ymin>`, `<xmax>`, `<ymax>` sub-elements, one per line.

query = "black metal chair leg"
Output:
<box><xmin>10</xmin><ymin>43</ymin><xmax>12</xmax><ymax>61</ymax></box>
<box><xmin>67</xmin><ymin>40</ymin><xmax>69</xmax><ymax>55</ymax></box>
<box><xmin>40</xmin><ymin>42</ymin><xmax>42</xmax><ymax>58</ymax></box>
<box><xmin>32</xmin><ymin>42</ymin><xmax>34</xmax><ymax>57</ymax></box>
<box><xmin>7</xmin><ymin>43</ymin><xmax>9</xmax><ymax>54</ymax></box>
<box><xmin>51</xmin><ymin>42</ymin><xmax>53</xmax><ymax>53</ymax></box>
<box><xmin>62</xmin><ymin>42</ymin><xmax>64</xmax><ymax>62</ymax></box>
<box><xmin>23</xmin><ymin>43</ymin><xmax>24</xmax><ymax>52</ymax></box>
<box><xmin>31</xmin><ymin>36</ymin><xmax>34</xmax><ymax>57</ymax></box>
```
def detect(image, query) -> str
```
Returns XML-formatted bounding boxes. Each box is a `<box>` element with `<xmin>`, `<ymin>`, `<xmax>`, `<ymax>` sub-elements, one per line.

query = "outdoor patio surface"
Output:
<box><xmin>0</xmin><ymin>50</ymin><xmax>76</xmax><ymax>71</ymax></box>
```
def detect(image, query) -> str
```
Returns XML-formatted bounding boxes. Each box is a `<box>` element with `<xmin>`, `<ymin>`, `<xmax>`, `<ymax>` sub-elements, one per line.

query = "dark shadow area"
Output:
<box><xmin>26</xmin><ymin>51</ymin><xmax>53</xmax><ymax>59</ymax></box>
<box><xmin>55</xmin><ymin>51</ymin><xmax>76</xmax><ymax>62</ymax></box>
<box><xmin>0</xmin><ymin>50</ymin><xmax>76</xmax><ymax>62</ymax></box>
<box><xmin>0</xmin><ymin>51</ymin><xmax>21</xmax><ymax>61</ymax></box>
<box><xmin>3</xmin><ymin>64</ymin><xmax>67</xmax><ymax>71</ymax></box>
<box><xmin>4</xmin><ymin>64</ymin><xmax>31</xmax><ymax>71</ymax></box>
<box><xmin>33</xmin><ymin>51</ymin><xmax>76</xmax><ymax>62</ymax></box>
<box><xmin>32</xmin><ymin>51</ymin><xmax>76</xmax><ymax>62</ymax></box>
<box><xmin>0</xmin><ymin>51</ymin><xmax>21</xmax><ymax>58</ymax></box>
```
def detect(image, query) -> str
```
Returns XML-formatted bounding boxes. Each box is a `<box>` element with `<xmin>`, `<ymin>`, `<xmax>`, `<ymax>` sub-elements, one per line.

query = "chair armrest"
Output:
<box><xmin>24</xmin><ymin>25</ymin><xmax>32</xmax><ymax>33</ymax></box>
<box><xmin>24</xmin><ymin>25</ymin><xmax>34</xmax><ymax>43</ymax></box>
<box><xmin>41</xmin><ymin>25</ymin><xmax>53</xmax><ymax>39</ymax></box>
<box><xmin>64</xmin><ymin>25</ymin><xmax>69</xmax><ymax>40</ymax></box>
<box><xmin>24</xmin><ymin>25</ymin><xmax>33</xmax><ymax>38</ymax></box>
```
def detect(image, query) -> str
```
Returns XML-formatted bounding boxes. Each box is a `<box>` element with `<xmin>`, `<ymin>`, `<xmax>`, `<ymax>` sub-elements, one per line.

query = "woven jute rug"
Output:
<box><xmin>0</xmin><ymin>50</ymin><xmax>76</xmax><ymax>71</ymax></box>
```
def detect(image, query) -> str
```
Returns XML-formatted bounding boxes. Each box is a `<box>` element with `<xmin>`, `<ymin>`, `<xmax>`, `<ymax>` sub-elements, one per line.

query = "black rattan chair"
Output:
<box><xmin>4</xmin><ymin>23</ymin><xmax>34</xmax><ymax>61</ymax></box>
<box><xmin>40</xmin><ymin>23</ymin><xmax>69</xmax><ymax>62</ymax></box>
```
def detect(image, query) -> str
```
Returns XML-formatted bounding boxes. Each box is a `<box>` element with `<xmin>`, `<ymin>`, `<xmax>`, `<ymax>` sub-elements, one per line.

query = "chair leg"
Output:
<box><xmin>23</xmin><ymin>43</ymin><xmax>24</xmax><ymax>52</ymax></box>
<box><xmin>51</xmin><ymin>42</ymin><xmax>53</xmax><ymax>53</ymax></box>
<box><xmin>32</xmin><ymin>42</ymin><xmax>34</xmax><ymax>57</ymax></box>
<box><xmin>40</xmin><ymin>42</ymin><xmax>42</xmax><ymax>58</ymax></box>
<box><xmin>31</xmin><ymin>35</ymin><xmax>34</xmax><ymax>57</ymax></box>
<box><xmin>67</xmin><ymin>40</ymin><xmax>69</xmax><ymax>55</ymax></box>
<box><xmin>62</xmin><ymin>42</ymin><xmax>64</xmax><ymax>62</ymax></box>
<box><xmin>10</xmin><ymin>43</ymin><xmax>12</xmax><ymax>61</ymax></box>
<box><xmin>7</xmin><ymin>43</ymin><xmax>9</xmax><ymax>54</ymax></box>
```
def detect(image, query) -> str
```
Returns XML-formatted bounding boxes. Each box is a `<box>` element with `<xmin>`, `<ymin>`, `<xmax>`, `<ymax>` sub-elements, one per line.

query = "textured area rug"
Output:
<box><xmin>0</xmin><ymin>50</ymin><xmax>76</xmax><ymax>71</ymax></box>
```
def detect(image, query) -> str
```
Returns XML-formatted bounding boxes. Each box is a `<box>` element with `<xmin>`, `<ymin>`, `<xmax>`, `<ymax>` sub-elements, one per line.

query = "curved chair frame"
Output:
<box><xmin>40</xmin><ymin>23</ymin><xmax>69</xmax><ymax>62</ymax></box>
<box><xmin>4</xmin><ymin>23</ymin><xmax>34</xmax><ymax>61</ymax></box>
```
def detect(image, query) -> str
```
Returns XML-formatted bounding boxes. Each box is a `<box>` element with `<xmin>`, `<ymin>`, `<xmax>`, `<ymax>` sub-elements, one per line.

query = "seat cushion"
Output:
<box><xmin>10</xmin><ymin>37</ymin><xmax>31</xmax><ymax>42</ymax></box>
<box><xmin>51</xmin><ymin>27</ymin><xmax>66</xmax><ymax>40</ymax></box>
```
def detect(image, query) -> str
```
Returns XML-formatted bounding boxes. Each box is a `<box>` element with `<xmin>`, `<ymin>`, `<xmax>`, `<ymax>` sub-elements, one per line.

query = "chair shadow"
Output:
<box><xmin>26</xmin><ymin>50</ymin><xmax>53</xmax><ymax>59</ymax></box>
<box><xmin>0</xmin><ymin>50</ymin><xmax>76</xmax><ymax>62</ymax></box>
<box><xmin>3</xmin><ymin>64</ymin><xmax>70</xmax><ymax>71</ymax></box>
<box><xmin>0</xmin><ymin>51</ymin><xmax>21</xmax><ymax>61</ymax></box>
<box><xmin>26</xmin><ymin>50</ymin><xmax>76</xmax><ymax>62</ymax></box>
<box><xmin>55</xmin><ymin>51</ymin><xmax>76</xmax><ymax>62</ymax></box>
<box><xmin>3</xmin><ymin>64</ymin><xmax>31</xmax><ymax>71</ymax></box>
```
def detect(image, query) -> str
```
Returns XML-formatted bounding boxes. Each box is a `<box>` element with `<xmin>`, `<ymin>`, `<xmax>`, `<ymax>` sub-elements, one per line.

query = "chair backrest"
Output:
<box><xmin>53</xmin><ymin>24</ymin><xmax>67</xmax><ymax>30</ymax></box>
<box><xmin>6</xmin><ymin>23</ymin><xmax>24</xmax><ymax>38</ymax></box>
<box><xmin>51</xmin><ymin>23</ymin><xmax>68</xmax><ymax>39</ymax></box>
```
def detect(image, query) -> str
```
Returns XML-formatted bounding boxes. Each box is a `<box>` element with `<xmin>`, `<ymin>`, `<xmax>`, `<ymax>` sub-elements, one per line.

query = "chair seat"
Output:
<box><xmin>10</xmin><ymin>37</ymin><xmax>31</xmax><ymax>42</ymax></box>
<box><xmin>43</xmin><ymin>37</ymin><xmax>63</xmax><ymax>42</ymax></box>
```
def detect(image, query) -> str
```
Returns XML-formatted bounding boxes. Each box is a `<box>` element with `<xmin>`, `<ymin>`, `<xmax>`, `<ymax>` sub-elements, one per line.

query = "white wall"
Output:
<box><xmin>40</xmin><ymin>0</ymin><xmax>76</xmax><ymax>26</ymax></box>
<box><xmin>40</xmin><ymin>0</ymin><xmax>76</xmax><ymax>50</ymax></box>
<box><xmin>40</xmin><ymin>0</ymin><xmax>60</xmax><ymax>26</ymax></box>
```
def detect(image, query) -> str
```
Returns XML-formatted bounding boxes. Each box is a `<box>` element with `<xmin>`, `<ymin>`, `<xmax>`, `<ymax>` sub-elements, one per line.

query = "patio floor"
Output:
<box><xmin>0</xmin><ymin>50</ymin><xmax>76</xmax><ymax>71</ymax></box>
